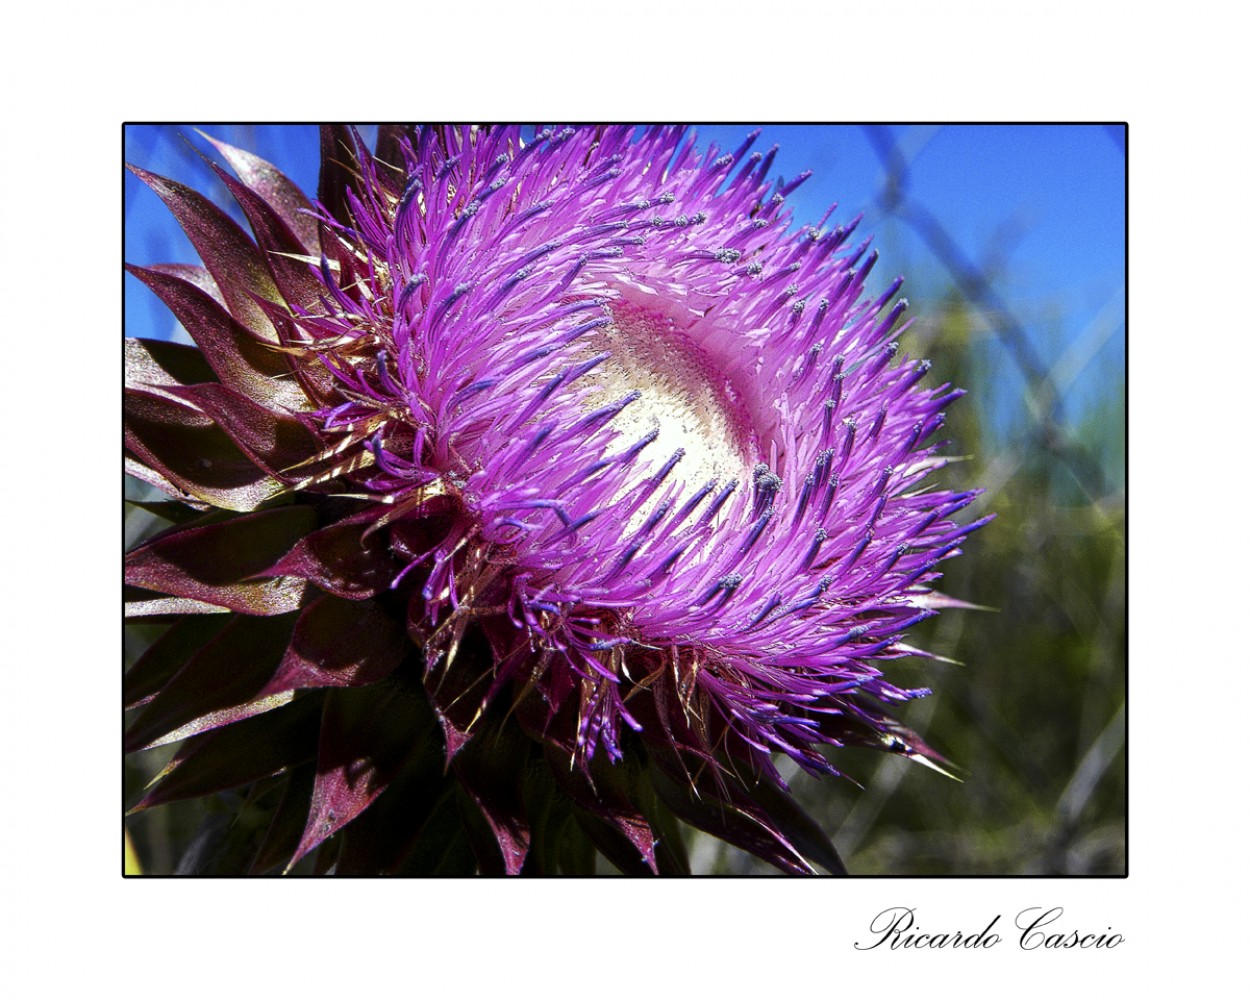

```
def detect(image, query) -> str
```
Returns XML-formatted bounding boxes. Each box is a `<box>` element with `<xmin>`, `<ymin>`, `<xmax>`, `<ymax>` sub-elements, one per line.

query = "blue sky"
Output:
<box><xmin>125</xmin><ymin>124</ymin><xmax>1125</xmax><ymax>444</ymax></box>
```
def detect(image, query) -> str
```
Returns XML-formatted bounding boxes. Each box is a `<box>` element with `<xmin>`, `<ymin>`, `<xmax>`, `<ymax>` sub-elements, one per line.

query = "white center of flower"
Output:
<box><xmin>582</xmin><ymin>302</ymin><xmax>757</xmax><ymax>500</ymax></box>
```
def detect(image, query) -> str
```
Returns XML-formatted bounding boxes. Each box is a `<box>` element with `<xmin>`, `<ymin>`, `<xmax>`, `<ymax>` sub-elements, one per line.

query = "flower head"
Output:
<box><xmin>125</xmin><ymin>125</ymin><xmax>988</xmax><ymax>874</ymax></box>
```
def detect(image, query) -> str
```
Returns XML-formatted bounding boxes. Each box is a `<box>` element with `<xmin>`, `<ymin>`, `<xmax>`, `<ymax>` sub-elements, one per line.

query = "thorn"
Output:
<box><xmin>909</xmin><ymin>754</ymin><xmax>963</xmax><ymax>782</ymax></box>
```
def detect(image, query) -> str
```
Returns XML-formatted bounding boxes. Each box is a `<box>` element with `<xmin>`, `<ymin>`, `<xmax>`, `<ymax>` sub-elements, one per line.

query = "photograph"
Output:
<box><xmin>123</xmin><ymin>124</ymin><xmax>1126</xmax><ymax>877</ymax></box>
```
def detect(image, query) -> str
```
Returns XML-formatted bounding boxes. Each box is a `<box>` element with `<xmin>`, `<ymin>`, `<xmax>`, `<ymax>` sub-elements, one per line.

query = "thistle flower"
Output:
<box><xmin>124</xmin><ymin>125</ymin><xmax>988</xmax><ymax>875</ymax></box>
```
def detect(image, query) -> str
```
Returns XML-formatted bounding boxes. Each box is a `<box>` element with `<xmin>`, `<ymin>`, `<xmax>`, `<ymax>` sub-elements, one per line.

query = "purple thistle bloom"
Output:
<box><xmin>125</xmin><ymin>125</ymin><xmax>988</xmax><ymax>875</ymax></box>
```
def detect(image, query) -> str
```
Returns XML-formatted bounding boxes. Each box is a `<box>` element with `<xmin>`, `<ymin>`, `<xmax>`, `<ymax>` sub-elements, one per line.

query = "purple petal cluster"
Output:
<box><xmin>298</xmin><ymin>127</ymin><xmax>982</xmax><ymax>771</ymax></box>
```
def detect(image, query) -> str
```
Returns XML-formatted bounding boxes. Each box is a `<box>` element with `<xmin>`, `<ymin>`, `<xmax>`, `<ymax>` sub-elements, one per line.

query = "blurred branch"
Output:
<box><xmin>1053</xmin><ymin>701</ymin><xmax>1125</xmax><ymax>845</ymax></box>
<box><xmin>1050</xmin><ymin>287</ymin><xmax>1126</xmax><ymax>395</ymax></box>
<box><xmin>977</xmin><ymin>284</ymin><xmax>1127</xmax><ymax>508</ymax></box>
<box><xmin>862</xmin><ymin>125</ymin><xmax>1113</xmax><ymax>502</ymax></box>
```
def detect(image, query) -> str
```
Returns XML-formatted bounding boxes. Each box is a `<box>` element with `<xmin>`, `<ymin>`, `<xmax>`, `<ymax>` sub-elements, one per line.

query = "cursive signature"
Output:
<box><xmin>855</xmin><ymin>906</ymin><xmax>1124</xmax><ymax>951</ymax></box>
